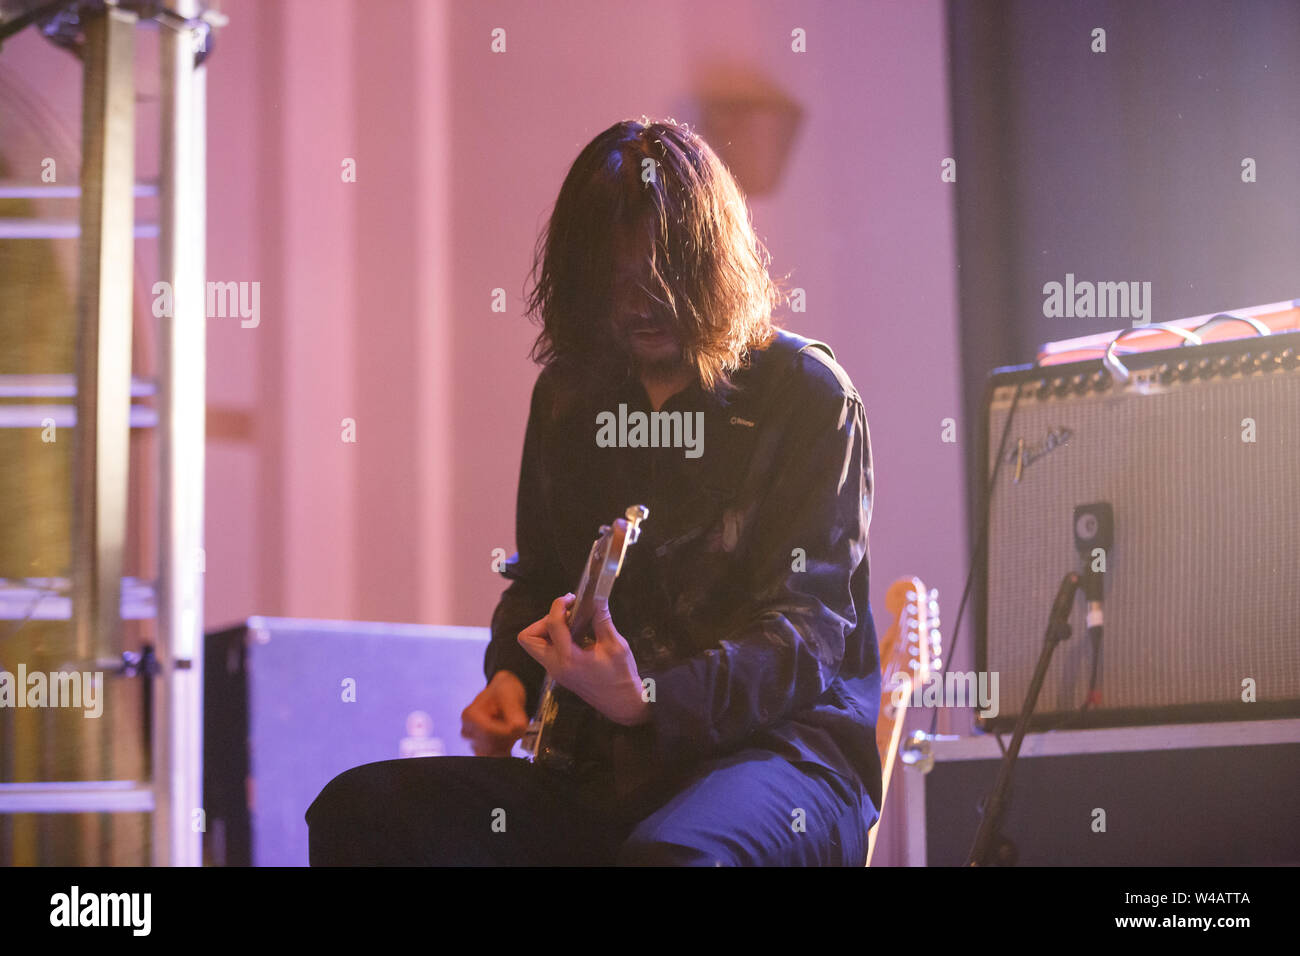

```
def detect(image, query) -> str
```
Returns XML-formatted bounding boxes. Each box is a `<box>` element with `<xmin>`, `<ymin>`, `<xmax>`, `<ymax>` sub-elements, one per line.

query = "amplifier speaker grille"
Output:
<box><xmin>980</xmin><ymin>336</ymin><xmax>1300</xmax><ymax>730</ymax></box>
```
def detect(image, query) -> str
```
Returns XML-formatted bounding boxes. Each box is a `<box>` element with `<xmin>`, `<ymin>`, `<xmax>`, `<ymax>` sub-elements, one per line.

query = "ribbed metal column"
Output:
<box><xmin>70</xmin><ymin>3</ymin><xmax>138</xmax><ymax>865</ymax></box>
<box><xmin>156</xmin><ymin>0</ymin><xmax>207</xmax><ymax>868</ymax></box>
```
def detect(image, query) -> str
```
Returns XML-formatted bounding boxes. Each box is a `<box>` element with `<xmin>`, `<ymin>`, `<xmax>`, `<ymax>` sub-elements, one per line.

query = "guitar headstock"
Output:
<box><xmin>567</xmin><ymin>505</ymin><xmax>649</xmax><ymax>645</ymax></box>
<box><xmin>868</xmin><ymin>576</ymin><xmax>942</xmax><ymax>865</ymax></box>
<box><xmin>881</xmin><ymin>577</ymin><xmax>942</xmax><ymax>716</ymax></box>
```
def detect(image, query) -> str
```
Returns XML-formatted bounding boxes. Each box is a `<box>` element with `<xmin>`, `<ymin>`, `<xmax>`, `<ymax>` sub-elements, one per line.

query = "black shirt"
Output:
<box><xmin>485</xmin><ymin>329</ymin><xmax>883</xmax><ymax>823</ymax></box>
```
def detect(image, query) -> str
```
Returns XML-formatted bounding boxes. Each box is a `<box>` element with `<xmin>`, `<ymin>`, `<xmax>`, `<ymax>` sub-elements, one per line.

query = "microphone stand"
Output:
<box><xmin>967</xmin><ymin>571</ymin><xmax>1080</xmax><ymax>866</ymax></box>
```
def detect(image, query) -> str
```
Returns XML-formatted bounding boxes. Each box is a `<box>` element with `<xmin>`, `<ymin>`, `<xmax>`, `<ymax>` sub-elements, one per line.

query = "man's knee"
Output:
<box><xmin>617</xmin><ymin>751</ymin><xmax>870</xmax><ymax>867</ymax></box>
<box><xmin>307</xmin><ymin>762</ymin><xmax>380</xmax><ymax>827</ymax></box>
<box><xmin>617</xmin><ymin>833</ymin><xmax>727</xmax><ymax>867</ymax></box>
<box><xmin>306</xmin><ymin>764</ymin><xmax>383</xmax><ymax>865</ymax></box>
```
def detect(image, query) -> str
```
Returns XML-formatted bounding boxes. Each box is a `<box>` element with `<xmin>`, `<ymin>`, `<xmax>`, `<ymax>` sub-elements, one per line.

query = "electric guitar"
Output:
<box><xmin>521</xmin><ymin>504</ymin><xmax>650</xmax><ymax>769</ymax></box>
<box><xmin>866</xmin><ymin>576</ymin><xmax>941</xmax><ymax>865</ymax></box>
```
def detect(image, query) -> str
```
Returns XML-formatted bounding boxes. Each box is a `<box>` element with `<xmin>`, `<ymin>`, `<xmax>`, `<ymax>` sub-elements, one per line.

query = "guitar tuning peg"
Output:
<box><xmin>928</xmin><ymin>588</ymin><xmax>938</xmax><ymax>601</ymax></box>
<box><xmin>905</xmin><ymin>590</ymin><xmax>917</xmax><ymax>601</ymax></box>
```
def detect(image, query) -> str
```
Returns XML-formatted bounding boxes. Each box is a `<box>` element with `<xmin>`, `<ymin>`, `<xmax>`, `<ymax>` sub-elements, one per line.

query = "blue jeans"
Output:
<box><xmin>306</xmin><ymin>748</ymin><xmax>872</xmax><ymax>866</ymax></box>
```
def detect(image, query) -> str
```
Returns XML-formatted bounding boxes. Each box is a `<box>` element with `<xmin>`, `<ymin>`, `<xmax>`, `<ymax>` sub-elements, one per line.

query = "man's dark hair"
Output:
<box><xmin>526</xmin><ymin>117</ymin><xmax>782</xmax><ymax>398</ymax></box>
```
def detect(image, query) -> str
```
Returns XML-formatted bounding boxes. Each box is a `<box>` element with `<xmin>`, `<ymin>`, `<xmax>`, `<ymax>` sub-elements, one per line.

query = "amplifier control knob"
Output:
<box><xmin>1072</xmin><ymin>373</ymin><xmax>1089</xmax><ymax>394</ymax></box>
<box><xmin>1158</xmin><ymin>363</ymin><xmax>1175</xmax><ymax>384</ymax></box>
<box><xmin>1053</xmin><ymin>377</ymin><xmax>1070</xmax><ymax>398</ymax></box>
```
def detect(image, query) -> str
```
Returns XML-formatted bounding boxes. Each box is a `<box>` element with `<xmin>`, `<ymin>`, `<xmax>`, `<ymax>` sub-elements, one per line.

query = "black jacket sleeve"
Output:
<box><xmin>484</xmin><ymin>373</ymin><xmax>566</xmax><ymax>715</ymax></box>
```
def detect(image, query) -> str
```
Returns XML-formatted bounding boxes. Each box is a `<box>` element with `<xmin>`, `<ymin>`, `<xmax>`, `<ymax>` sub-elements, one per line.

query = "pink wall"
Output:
<box><xmin>221</xmin><ymin>0</ymin><xmax>967</xmax><ymax>636</ymax></box>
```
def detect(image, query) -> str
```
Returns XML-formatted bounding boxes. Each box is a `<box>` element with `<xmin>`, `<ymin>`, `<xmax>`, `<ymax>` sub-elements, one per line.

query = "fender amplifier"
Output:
<box><xmin>978</xmin><ymin>332</ymin><xmax>1300</xmax><ymax>732</ymax></box>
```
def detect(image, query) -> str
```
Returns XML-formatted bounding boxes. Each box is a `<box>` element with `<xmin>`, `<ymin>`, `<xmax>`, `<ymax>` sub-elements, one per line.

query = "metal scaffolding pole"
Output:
<box><xmin>0</xmin><ymin>1</ymin><xmax>218</xmax><ymax>866</ymax></box>
<box><xmin>70</xmin><ymin>4</ymin><xmax>138</xmax><ymax>862</ymax></box>
<box><xmin>155</xmin><ymin>0</ymin><xmax>207</xmax><ymax>868</ymax></box>
<box><xmin>71</xmin><ymin>0</ymin><xmax>136</xmax><ymax>692</ymax></box>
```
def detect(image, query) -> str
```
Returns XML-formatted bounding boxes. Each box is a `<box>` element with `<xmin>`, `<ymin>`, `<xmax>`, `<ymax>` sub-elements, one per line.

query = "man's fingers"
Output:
<box><xmin>520</xmin><ymin>594</ymin><xmax>574</xmax><ymax>670</ymax></box>
<box><xmin>461</xmin><ymin>710</ymin><xmax>522</xmax><ymax>756</ymax></box>
<box><xmin>547</xmin><ymin>593</ymin><xmax>576</xmax><ymax>656</ymax></box>
<box><xmin>590</xmin><ymin>600</ymin><xmax>629</xmax><ymax>653</ymax></box>
<box><xmin>467</xmin><ymin>726</ymin><xmax>515</xmax><ymax>753</ymax></box>
<box><xmin>501</xmin><ymin>695</ymin><xmax>530</xmax><ymax>731</ymax></box>
<box><xmin>460</xmin><ymin>699</ymin><xmax>498</xmax><ymax>738</ymax></box>
<box><xmin>590</xmin><ymin>600</ymin><xmax>616</xmax><ymax>642</ymax></box>
<box><xmin>458</xmin><ymin>679</ymin><xmax>531</xmax><ymax>755</ymax></box>
<box><xmin>517</xmin><ymin>615</ymin><xmax>553</xmax><ymax>666</ymax></box>
<box><xmin>462</xmin><ymin>693</ymin><xmax>515</xmax><ymax>735</ymax></box>
<box><xmin>518</xmin><ymin>613</ymin><xmax>551</xmax><ymax>643</ymax></box>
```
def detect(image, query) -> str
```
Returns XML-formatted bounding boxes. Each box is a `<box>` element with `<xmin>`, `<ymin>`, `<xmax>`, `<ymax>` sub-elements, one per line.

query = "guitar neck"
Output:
<box><xmin>867</xmin><ymin>576</ymin><xmax>939</xmax><ymax>866</ymax></box>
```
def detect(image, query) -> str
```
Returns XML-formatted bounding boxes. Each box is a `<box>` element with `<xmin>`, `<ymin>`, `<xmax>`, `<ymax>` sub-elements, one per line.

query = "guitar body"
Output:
<box><xmin>521</xmin><ymin>504</ymin><xmax>649</xmax><ymax>770</ymax></box>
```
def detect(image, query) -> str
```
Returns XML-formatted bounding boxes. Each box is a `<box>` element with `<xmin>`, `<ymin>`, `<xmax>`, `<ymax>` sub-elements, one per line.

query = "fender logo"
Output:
<box><xmin>729</xmin><ymin>416</ymin><xmax>755</xmax><ymax>427</ymax></box>
<box><xmin>1006</xmin><ymin>426</ymin><xmax>1073</xmax><ymax>483</ymax></box>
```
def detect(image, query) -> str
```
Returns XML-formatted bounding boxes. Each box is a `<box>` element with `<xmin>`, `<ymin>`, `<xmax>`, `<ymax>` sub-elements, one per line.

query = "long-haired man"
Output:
<box><xmin>308</xmin><ymin>117</ymin><xmax>881</xmax><ymax>866</ymax></box>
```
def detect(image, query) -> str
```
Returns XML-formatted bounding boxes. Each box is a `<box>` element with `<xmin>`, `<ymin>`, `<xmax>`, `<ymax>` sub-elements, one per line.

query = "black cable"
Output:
<box><xmin>1081</xmin><ymin>627</ymin><xmax>1102</xmax><ymax>711</ymax></box>
<box><xmin>927</xmin><ymin>377</ymin><xmax>1026</xmax><ymax>738</ymax></box>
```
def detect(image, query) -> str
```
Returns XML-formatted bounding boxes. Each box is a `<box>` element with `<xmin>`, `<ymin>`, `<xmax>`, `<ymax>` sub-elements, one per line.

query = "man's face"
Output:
<box><xmin>610</xmin><ymin>226</ymin><xmax>682</xmax><ymax>367</ymax></box>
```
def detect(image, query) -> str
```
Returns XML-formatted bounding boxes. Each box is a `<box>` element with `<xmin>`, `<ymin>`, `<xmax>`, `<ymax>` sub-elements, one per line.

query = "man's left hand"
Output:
<box><xmin>518</xmin><ymin>594</ymin><xmax>651</xmax><ymax>727</ymax></box>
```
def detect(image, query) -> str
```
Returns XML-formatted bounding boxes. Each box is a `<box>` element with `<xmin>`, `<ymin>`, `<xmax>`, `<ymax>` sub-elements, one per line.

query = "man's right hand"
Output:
<box><xmin>460</xmin><ymin>670</ymin><xmax>530</xmax><ymax>757</ymax></box>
